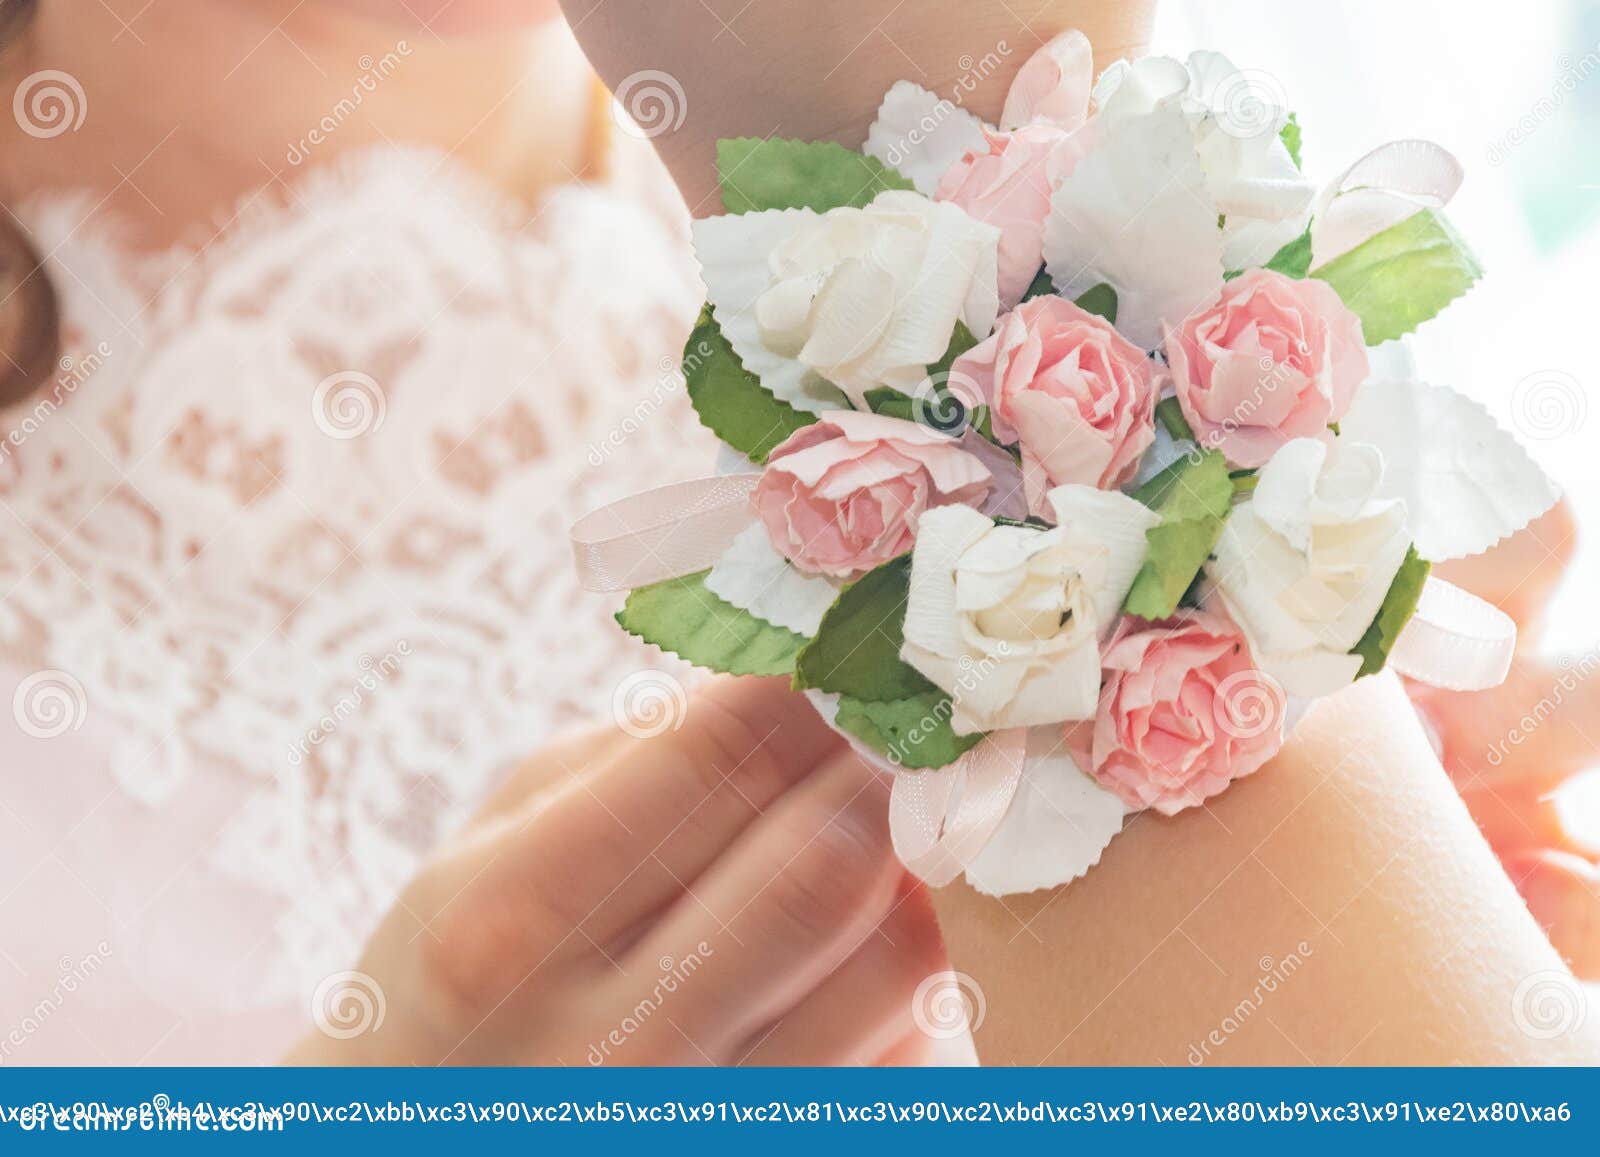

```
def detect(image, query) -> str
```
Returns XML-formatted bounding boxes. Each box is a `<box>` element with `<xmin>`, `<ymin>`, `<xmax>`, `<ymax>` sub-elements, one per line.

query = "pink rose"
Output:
<box><xmin>755</xmin><ymin>410</ymin><xmax>992</xmax><ymax>579</ymax></box>
<box><xmin>952</xmin><ymin>295</ymin><xmax>1161</xmax><ymax>517</ymax></box>
<box><xmin>936</xmin><ymin>125</ymin><xmax>1087</xmax><ymax>308</ymax></box>
<box><xmin>1081</xmin><ymin>610</ymin><xmax>1285</xmax><ymax>816</ymax></box>
<box><xmin>1168</xmin><ymin>268</ymin><xmax>1369</xmax><ymax>469</ymax></box>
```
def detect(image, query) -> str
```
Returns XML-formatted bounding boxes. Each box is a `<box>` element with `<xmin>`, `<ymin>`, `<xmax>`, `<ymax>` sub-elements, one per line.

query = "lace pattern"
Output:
<box><xmin>0</xmin><ymin>147</ymin><xmax>706</xmax><ymax>1007</ymax></box>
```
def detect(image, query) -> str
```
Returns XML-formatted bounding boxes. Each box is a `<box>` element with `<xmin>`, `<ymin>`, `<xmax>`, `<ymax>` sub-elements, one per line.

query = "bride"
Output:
<box><xmin>0</xmin><ymin>0</ymin><xmax>1594</xmax><ymax>1066</ymax></box>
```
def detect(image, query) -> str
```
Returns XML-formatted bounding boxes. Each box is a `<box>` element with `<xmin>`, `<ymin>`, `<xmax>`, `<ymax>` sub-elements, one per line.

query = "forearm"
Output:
<box><xmin>932</xmin><ymin>673</ymin><xmax>1600</xmax><ymax>1064</ymax></box>
<box><xmin>561</xmin><ymin>0</ymin><xmax>1156</xmax><ymax>209</ymax></box>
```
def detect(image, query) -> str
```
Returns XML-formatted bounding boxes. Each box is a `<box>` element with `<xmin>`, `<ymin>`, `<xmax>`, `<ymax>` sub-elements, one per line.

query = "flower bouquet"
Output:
<box><xmin>573</xmin><ymin>32</ymin><xmax>1559</xmax><ymax>896</ymax></box>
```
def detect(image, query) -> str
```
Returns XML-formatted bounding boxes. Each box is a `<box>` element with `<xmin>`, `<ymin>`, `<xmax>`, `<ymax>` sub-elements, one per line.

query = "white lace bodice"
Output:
<box><xmin>0</xmin><ymin>146</ymin><xmax>705</xmax><ymax>1035</ymax></box>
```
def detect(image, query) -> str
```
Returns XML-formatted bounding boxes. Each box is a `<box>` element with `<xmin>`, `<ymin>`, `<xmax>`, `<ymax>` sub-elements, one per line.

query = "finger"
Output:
<box><xmin>1433</xmin><ymin>498</ymin><xmax>1575</xmax><ymax>642</ymax></box>
<box><xmin>874</xmin><ymin>1026</ymin><xmax>981</xmax><ymax>1066</ymax></box>
<box><xmin>736</xmin><ymin>878</ymin><xmax>947</xmax><ymax>1065</ymax></box>
<box><xmin>613</xmin><ymin>750</ymin><xmax>900</xmax><ymax>1062</ymax></box>
<box><xmin>1460</xmin><ymin>784</ymin><xmax>1600</xmax><ymax>859</ymax></box>
<box><xmin>497</xmin><ymin>677</ymin><xmax>847</xmax><ymax>952</ymax></box>
<box><xmin>470</xmin><ymin>720</ymin><xmax>624</xmax><ymax>825</ymax></box>
<box><xmin>1413</xmin><ymin>658</ymin><xmax>1600</xmax><ymax>792</ymax></box>
<box><xmin>1502</xmin><ymin>849</ymin><xmax>1600</xmax><ymax>979</ymax></box>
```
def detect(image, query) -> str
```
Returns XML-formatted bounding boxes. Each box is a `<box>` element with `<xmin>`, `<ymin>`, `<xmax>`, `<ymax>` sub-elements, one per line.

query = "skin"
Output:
<box><xmin>287</xmin><ymin>677</ymin><xmax>954</xmax><ymax>1065</ymax></box>
<box><xmin>1417</xmin><ymin>500</ymin><xmax>1600</xmax><ymax>977</ymax></box>
<box><xmin>561</xmin><ymin>0</ymin><xmax>1600</xmax><ymax>1065</ymax></box>
<box><xmin>0</xmin><ymin>1</ymin><xmax>595</xmax><ymax>248</ymax></box>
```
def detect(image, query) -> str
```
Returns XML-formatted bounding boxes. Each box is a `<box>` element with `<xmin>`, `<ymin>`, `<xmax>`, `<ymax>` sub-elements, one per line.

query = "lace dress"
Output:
<box><xmin>0</xmin><ymin>145</ymin><xmax>706</xmax><ymax>1063</ymax></box>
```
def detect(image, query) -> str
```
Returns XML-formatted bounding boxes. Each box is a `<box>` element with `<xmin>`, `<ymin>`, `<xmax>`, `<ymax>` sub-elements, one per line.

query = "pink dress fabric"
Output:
<box><xmin>0</xmin><ymin>141</ymin><xmax>709</xmax><ymax>1064</ymax></box>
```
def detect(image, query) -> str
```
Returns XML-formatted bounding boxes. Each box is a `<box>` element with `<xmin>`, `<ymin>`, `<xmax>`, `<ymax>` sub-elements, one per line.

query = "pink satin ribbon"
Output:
<box><xmin>889</xmin><ymin>728</ymin><xmax>1026</xmax><ymax>887</ymax></box>
<box><xmin>1311</xmin><ymin>139</ymin><xmax>1463</xmax><ymax>267</ymax></box>
<box><xmin>1388</xmin><ymin>576</ymin><xmax>1516</xmax><ymax>692</ymax></box>
<box><xmin>570</xmin><ymin>473</ymin><xmax>762</xmax><ymax>592</ymax></box>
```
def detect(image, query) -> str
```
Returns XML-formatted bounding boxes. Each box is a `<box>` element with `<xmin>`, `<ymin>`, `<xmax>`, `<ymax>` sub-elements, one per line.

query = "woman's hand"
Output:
<box><xmin>1410</xmin><ymin>499</ymin><xmax>1600</xmax><ymax>977</ymax></box>
<box><xmin>284</xmin><ymin>677</ymin><xmax>953</xmax><ymax>1065</ymax></box>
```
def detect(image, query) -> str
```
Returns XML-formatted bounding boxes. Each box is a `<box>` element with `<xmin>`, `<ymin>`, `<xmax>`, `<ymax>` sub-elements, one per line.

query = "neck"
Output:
<box><xmin>2</xmin><ymin>0</ymin><xmax>594</xmax><ymax>246</ymax></box>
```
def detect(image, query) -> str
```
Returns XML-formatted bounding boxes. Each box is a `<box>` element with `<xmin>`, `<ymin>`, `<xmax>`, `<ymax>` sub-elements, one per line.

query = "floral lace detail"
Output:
<box><xmin>0</xmin><ymin>147</ymin><xmax>707</xmax><ymax>1006</ymax></box>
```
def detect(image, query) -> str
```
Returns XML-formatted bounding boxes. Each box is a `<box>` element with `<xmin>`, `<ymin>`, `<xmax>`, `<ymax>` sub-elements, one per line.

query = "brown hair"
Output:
<box><xmin>0</xmin><ymin>0</ymin><xmax>60</xmax><ymax>409</ymax></box>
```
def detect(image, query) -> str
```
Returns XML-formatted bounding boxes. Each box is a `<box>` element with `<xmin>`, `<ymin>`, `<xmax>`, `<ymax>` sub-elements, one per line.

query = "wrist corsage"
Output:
<box><xmin>572</xmin><ymin>32</ymin><xmax>1559</xmax><ymax>896</ymax></box>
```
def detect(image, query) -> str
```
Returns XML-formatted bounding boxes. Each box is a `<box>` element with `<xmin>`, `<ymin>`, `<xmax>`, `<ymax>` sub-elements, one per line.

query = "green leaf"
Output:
<box><xmin>716</xmin><ymin>138</ymin><xmax>915</xmax><ymax>214</ymax></box>
<box><xmin>833</xmin><ymin>693</ymin><xmax>984</xmax><ymax>770</ymax></box>
<box><xmin>1310</xmin><ymin>208</ymin><xmax>1483</xmax><ymax>345</ymax></box>
<box><xmin>1074</xmin><ymin>282</ymin><xmax>1118</xmax><ymax>323</ymax></box>
<box><xmin>1154</xmin><ymin>396</ymin><xmax>1196</xmax><ymax>444</ymax></box>
<box><xmin>1280</xmin><ymin>112</ymin><xmax>1302</xmax><ymax>170</ymax></box>
<box><xmin>684</xmin><ymin>307</ymin><xmax>815</xmax><ymax>463</ymax></box>
<box><xmin>1350</xmin><ymin>546</ymin><xmax>1431</xmax><ymax>678</ymax></box>
<box><xmin>616</xmin><ymin>570</ymin><xmax>807</xmax><ymax>677</ymax></box>
<box><xmin>794</xmin><ymin>556</ymin><xmax>935</xmax><ymax>700</ymax></box>
<box><xmin>1263</xmin><ymin>225</ymin><xmax>1313</xmax><ymax>278</ymax></box>
<box><xmin>1017</xmin><ymin>272</ymin><xmax>1120</xmax><ymax>321</ymax></box>
<box><xmin>1014</xmin><ymin>273</ymin><xmax>1117</xmax><ymax>320</ymax></box>
<box><xmin>1224</xmin><ymin>224</ymin><xmax>1311</xmax><ymax>281</ymax></box>
<box><xmin>1123</xmin><ymin>450</ymin><xmax>1234</xmax><ymax>620</ymax></box>
<box><xmin>863</xmin><ymin>386</ymin><xmax>915</xmax><ymax>421</ymax></box>
<box><xmin>928</xmin><ymin>321</ymin><xmax>979</xmax><ymax>383</ymax></box>
<box><xmin>1022</xmin><ymin>267</ymin><xmax>1055</xmax><ymax>301</ymax></box>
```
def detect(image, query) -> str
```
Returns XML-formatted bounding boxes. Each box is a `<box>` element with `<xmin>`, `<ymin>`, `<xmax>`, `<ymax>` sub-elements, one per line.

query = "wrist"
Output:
<box><xmin>931</xmin><ymin>672</ymin><xmax>1599</xmax><ymax>1065</ymax></box>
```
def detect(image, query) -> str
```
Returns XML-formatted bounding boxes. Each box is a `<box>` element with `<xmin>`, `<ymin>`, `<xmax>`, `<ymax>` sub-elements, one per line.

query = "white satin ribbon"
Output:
<box><xmin>570</xmin><ymin>474</ymin><xmax>762</xmax><ymax>592</ymax></box>
<box><xmin>1387</xmin><ymin>576</ymin><xmax>1516</xmax><ymax>691</ymax></box>
<box><xmin>1310</xmin><ymin>139</ymin><xmax>1463</xmax><ymax>268</ymax></box>
<box><xmin>889</xmin><ymin>728</ymin><xmax>1026</xmax><ymax>887</ymax></box>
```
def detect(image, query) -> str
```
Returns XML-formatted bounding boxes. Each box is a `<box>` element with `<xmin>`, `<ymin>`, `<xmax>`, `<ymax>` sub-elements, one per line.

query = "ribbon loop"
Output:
<box><xmin>570</xmin><ymin>474</ymin><xmax>762</xmax><ymax>592</ymax></box>
<box><xmin>889</xmin><ymin>729</ymin><xmax>1026</xmax><ymax>887</ymax></box>
<box><xmin>1387</xmin><ymin>576</ymin><xmax>1516</xmax><ymax>692</ymax></box>
<box><xmin>1310</xmin><ymin>139</ymin><xmax>1463</xmax><ymax>267</ymax></box>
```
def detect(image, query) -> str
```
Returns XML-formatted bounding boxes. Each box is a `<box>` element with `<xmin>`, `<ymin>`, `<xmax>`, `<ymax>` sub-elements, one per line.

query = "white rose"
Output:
<box><xmin>694</xmin><ymin>191</ymin><xmax>999</xmax><ymax>412</ymax></box>
<box><xmin>1093</xmin><ymin>52</ymin><xmax>1313</xmax><ymax>270</ymax></box>
<box><xmin>1207</xmin><ymin>437</ymin><xmax>1411</xmax><ymax>696</ymax></box>
<box><xmin>901</xmin><ymin>485</ymin><xmax>1157</xmax><ymax>734</ymax></box>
